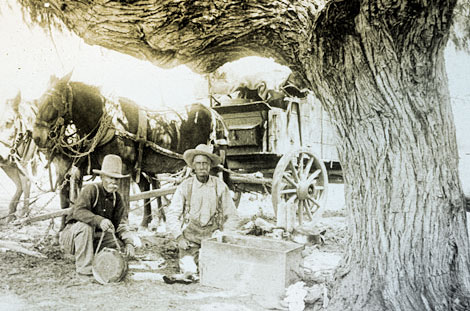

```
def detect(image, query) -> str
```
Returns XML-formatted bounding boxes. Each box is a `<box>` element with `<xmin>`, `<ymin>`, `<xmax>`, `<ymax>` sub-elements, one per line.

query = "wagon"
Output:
<box><xmin>23</xmin><ymin>78</ymin><xmax>342</xmax><ymax>232</ymax></box>
<box><xmin>131</xmin><ymin>85</ymin><xmax>341</xmax><ymax>231</ymax></box>
<box><xmin>207</xmin><ymin>85</ymin><xmax>342</xmax><ymax>229</ymax></box>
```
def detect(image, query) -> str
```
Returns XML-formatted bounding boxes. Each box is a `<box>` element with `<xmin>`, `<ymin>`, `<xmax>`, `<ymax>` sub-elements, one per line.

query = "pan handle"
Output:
<box><xmin>95</xmin><ymin>230</ymin><xmax>122</xmax><ymax>256</ymax></box>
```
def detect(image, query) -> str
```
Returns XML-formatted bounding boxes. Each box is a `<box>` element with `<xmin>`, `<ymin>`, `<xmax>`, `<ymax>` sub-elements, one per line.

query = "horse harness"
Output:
<box><xmin>0</xmin><ymin>114</ymin><xmax>37</xmax><ymax>170</ymax></box>
<box><xmin>134</xmin><ymin>109</ymin><xmax>148</xmax><ymax>183</ymax></box>
<box><xmin>34</xmin><ymin>83</ymin><xmax>74</xmax><ymax>137</ymax></box>
<box><xmin>36</xmin><ymin>83</ymin><xmax>115</xmax><ymax>177</ymax></box>
<box><xmin>36</xmin><ymin>82</ymin><xmax>227</xmax><ymax>185</ymax></box>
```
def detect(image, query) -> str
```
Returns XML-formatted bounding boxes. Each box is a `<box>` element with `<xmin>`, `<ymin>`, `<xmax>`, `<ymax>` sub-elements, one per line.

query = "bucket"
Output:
<box><xmin>92</xmin><ymin>231</ymin><xmax>128</xmax><ymax>284</ymax></box>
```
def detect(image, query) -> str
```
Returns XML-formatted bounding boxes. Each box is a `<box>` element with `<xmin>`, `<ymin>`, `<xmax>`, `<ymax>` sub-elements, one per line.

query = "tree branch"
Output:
<box><xmin>17</xmin><ymin>0</ymin><xmax>331</xmax><ymax>74</ymax></box>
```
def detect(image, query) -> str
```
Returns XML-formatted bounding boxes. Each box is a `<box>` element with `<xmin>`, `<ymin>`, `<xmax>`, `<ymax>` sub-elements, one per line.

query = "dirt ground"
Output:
<box><xmin>0</xmin><ymin>178</ymin><xmax>347</xmax><ymax>311</ymax></box>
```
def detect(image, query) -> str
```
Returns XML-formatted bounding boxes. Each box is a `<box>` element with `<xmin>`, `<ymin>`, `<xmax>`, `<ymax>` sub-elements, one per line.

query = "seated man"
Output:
<box><xmin>59</xmin><ymin>154</ymin><xmax>135</xmax><ymax>277</ymax></box>
<box><xmin>165</xmin><ymin>144</ymin><xmax>240</xmax><ymax>282</ymax></box>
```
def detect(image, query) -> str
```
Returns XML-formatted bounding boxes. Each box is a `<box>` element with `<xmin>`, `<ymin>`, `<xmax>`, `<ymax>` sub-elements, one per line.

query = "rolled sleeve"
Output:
<box><xmin>165</xmin><ymin>184</ymin><xmax>186</xmax><ymax>239</ymax></box>
<box><xmin>219</xmin><ymin>182</ymin><xmax>240</xmax><ymax>232</ymax></box>
<box><xmin>116</xmin><ymin>222</ymin><xmax>135</xmax><ymax>246</ymax></box>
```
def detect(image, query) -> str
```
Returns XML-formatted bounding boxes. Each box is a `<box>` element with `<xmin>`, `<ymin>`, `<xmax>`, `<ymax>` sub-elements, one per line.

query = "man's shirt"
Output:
<box><xmin>65</xmin><ymin>182</ymin><xmax>133</xmax><ymax>245</ymax></box>
<box><xmin>166</xmin><ymin>175</ymin><xmax>240</xmax><ymax>239</ymax></box>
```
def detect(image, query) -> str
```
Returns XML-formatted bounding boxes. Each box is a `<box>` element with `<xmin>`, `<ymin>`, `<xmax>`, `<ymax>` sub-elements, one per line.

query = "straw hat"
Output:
<box><xmin>92</xmin><ymin>154</ymin><xmax>130</xmax><ymax>178</ymax></box>
<box><xmin>183</xmin><ymin>144</ymin><xmax>221</xmax><ymax>168</ymax></box>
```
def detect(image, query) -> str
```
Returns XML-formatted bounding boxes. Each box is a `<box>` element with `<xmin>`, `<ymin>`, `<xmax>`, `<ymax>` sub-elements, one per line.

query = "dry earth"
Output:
<box><xmin>0</xmin><ymin>172</ymin><xmax>347</xmax><ymax>311</ymax></box>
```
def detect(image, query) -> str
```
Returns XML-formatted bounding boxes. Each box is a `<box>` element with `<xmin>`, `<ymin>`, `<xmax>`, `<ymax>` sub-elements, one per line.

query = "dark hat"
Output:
<box><xmin>92</xmin><ymin>154</ymin><xmax>130</xmax><ymax>179</ymax></box>
<box><xmin>183</xmin><ymin>144</ymin><xmax>221</xmax><ymax>168</ymax></box>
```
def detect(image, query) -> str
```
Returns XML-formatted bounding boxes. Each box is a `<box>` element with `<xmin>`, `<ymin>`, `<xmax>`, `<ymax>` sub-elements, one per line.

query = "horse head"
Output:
<box><xmin>179</xmin><ymin>103</ymin><xmax>229</xmax><ymax>153</ymax></box>
<box><xmin>32</xmin><ymin>73</ymin><xmax>104</xmax><ymax>150</ymax></box>
<box><xmin>0</xmin><ymin>93</ymin><xmax>21</xmax><ymax>160</ymax></box>
<box><xmin>32</xmin><ymin>72</ymin><xmax>73</xmax><ymax>149</ymax></box>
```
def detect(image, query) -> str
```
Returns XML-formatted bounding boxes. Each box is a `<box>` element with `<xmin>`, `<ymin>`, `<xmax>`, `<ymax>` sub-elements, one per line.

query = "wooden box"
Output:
<box><xmin>199</xmin><ymin>234</ymin><xmax>304</xmax><ymax>297</ymax></box>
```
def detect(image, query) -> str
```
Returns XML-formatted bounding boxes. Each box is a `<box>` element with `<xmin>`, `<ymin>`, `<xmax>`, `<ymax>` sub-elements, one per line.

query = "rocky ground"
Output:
<box><xmin>0</xmin><ymin>172</ymin><xmax>347</xmax><ymax>311</ymax></box>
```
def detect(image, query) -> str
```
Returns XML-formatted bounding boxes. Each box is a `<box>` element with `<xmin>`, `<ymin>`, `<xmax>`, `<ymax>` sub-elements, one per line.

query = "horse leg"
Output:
<box><xmin>119</xmin><ymin>166</ymin><xmax>131</xmax><ymax>221</ymax></box>
<box><xmin>59</xmin><ymin>182</ymin><xmax>71</xmax><ymax>231</ymax></box>
<box><xmin>69</xmin><ymin>166</ymin><xmax>82</xmax><ymax>203</ymax></box>
<box><xmin>51</xmin><ymin>156</ymin><xmax>74</xmax><ymax>231</ymax></box>
<box><xmin>18</xmin><ymin>173</ymin><xmax>31</xmax><ymax>217</ymax></box>
<box><xmin>2</xmin><ymin>166</ymin><xmax>23</xmax><ymax>222</ymax></box>
<box><xmin>153</xmin><ymin>179</ymin><xmax>165</xmax><ymax>224</ymax></box>
<box><xmin>139</xmin><ymin>177</ymin><xmax>152</xmax><ymax>228</ymax></box>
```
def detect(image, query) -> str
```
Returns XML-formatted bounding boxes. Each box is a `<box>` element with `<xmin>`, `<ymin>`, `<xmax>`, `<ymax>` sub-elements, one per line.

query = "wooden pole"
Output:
<box><xmin>21</xmin><ymin>208</ymin><xmax>72</xmax><ymax>225</ymax></box>
<box><xmin>129</xmin><ymin>186</ymin><xmax>177</xmax><ymax>201</ymax></box>
<box><xmin>228</xmin><ymin>174</ymin><xmax>272</xmax><ymax>185</ymax></box>
<box><xmin>0</xmin><ymin>240</ymin><xmax>47</xmax><ymax>258</ymax></box>
<box><xmin>20</xmin><ymin>186</ymin><xmax>178</xmax><ymax>224</ymax></box>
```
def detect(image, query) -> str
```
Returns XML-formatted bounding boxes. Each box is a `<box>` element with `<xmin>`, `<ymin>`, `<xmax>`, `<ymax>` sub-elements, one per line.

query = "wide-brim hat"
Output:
<box><xmin>92</xmin><ymin>154</ymin><xmax>130</xmax><ymax>179</ymax></box>
<box><xmin>183</xmin><ymin>144</ymin><xmax>221</xmax><ymax>168</ymax></box>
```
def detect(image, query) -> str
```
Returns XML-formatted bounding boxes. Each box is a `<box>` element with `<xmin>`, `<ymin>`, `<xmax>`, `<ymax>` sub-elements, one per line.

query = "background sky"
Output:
<box><xmin>0</xmin><ymin>1</ymin><xmax>288</xmax><ymax>111</ymax></box>
<box><xmin>0</xmin><ymin>2</ymin><xmax>206</xmax><ymax>110</ymax></box>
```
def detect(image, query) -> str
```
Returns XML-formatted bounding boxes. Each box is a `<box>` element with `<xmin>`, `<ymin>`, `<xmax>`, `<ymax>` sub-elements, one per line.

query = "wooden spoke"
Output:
<box><xmin>298</xmin><ymin>153</ymin><xmax>304</xmax><ymax>176</ymax></box>
<box><xmin>283</xmin><ymin>174</ymin><xmax>298</xmax><ymax>188</ymax></box>
<box><xmin>303</xmin><ymin>158</ymin><xmax>314</xmax><ymax>179</ymax></box>
<box><xmin>298</xmin><ymin>200</ymin><xmax>304</xmax><ymax>224</ymax></box>
<box><xmin>307</xmin><ymin>169</ymin><xmax>322</xmax><ymax>183</ymax></box>
<box><xmin>288</xmin><ymin>160</ymin><xmax>300</xmax><ymax>183</ymax></box>
<box><xmin>308</xmin><ymin>197</ymin><xmax>320</xmax><ymax>207</ymax></box>
<box><xmin>304</xmin><ymin>200</ymin><xmax>313</xmax><ymax>220</ymax></box>
<box><xmin>281</xmin><ymin>188</ymin><xmax>297</xmax><ymax>195</ymax></box>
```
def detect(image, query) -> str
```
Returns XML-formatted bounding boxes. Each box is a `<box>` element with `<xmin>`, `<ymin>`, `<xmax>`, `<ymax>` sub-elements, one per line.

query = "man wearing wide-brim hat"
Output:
<box><xmin>59</xmin><ymin>154</ymin><xmax>136</xmax><ymax>278</ymax></box>
<box><xmin>165</xmin><ymin>144</ymin><xmax>240</xmax><ymax>283</ymax></box>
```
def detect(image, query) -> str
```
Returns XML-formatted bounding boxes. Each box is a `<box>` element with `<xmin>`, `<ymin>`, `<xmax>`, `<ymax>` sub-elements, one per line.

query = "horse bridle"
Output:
<box><xmin>34</xmin><ymin>83</ymin><xmax>74</xmax><ymax>142</ymax></box>
<box><xmin>33</xmin><ymin>83</ymin><xmax>77</xmax><ymax>190</ymax></box>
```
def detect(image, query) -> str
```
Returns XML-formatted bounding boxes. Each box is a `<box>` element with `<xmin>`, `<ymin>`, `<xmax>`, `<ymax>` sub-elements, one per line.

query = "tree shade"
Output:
<box><xmin>14</xmin><ymin>0</ymin><xmax>470</xmax><ymax>310</ymax></box>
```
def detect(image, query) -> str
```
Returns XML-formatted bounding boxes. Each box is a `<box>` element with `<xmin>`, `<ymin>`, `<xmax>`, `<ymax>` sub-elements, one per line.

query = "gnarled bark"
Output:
<box><xmin>19</xmin><ymin>0</ymin><xmax>318</xmax><ymax>74</ymax></box>
<box><xmin>307</xmin><ymin>1</ymin><xmax>470</xmax><ymax>309</ymax></box>
<box><xmin>16</xmin><ymin>0</ymin><xmax>470</xmax><ymax>309</ymax></box>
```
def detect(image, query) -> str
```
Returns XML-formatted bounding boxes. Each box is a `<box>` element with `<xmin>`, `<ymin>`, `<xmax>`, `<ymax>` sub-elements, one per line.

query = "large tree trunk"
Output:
<box><xmin>17</xmin><ymin>0</ymin><xmax>470</xmax><ymax>309</ymax></box>
<box><xmin>307</xmin><ymin>1</ymin><xmax>470</xmax><ymax>310</ymax></box>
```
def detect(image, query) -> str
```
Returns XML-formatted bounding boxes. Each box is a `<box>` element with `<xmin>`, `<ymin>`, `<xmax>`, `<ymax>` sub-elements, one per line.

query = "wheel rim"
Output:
<box><xmin>272</xmin><ymin>148</ymin><xmax>328</xmax><ymax>226</ymax></box>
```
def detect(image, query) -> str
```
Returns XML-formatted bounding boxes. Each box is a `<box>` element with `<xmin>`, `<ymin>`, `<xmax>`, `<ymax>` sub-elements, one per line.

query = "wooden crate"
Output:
<box><xmin>199</xmin><ymin>234</ymin><xmax>304</xmax><ymax>297</ymax></box>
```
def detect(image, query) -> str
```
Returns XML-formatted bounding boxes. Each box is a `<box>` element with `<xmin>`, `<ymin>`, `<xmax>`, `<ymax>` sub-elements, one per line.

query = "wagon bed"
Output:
<box><xmin>208</xmin><ymin>87</ymin><xmax>342</xmax><ymax>230</ymax></box>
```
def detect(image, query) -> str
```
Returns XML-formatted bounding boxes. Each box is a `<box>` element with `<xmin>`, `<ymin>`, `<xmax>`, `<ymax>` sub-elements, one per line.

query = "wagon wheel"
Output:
<box><xmin>272</xmin><ymin>148</ymin><xmax>328</xmax><ymax>226</ymax></box>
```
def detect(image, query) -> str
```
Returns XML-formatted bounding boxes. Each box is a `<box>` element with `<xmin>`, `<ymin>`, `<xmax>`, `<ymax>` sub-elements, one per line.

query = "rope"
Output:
<box><xmin>54</xmin><ymin>112</ymin><xmax>113</xmax><ymax>159</ymax></box>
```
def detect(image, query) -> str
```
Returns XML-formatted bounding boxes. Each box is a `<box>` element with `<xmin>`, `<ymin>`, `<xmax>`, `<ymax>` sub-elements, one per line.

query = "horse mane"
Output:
<box><xmin>69</xmin><ymin>82</ymin><xmax>105</xmax><ymax>135</ymax></box>
<box><xmin>179</xmin><ymin>104</ymin><xmax>213</xmax><ymax>152</ymax></box>
<box><xmin>70</xmin><ymin>81</ymin><xmax>102</xmax><ymax>97</ymax></box>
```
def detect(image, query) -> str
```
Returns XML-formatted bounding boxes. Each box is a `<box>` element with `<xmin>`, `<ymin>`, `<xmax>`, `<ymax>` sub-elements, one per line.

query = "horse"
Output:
<box><xmin>0</xmin><ymin>92</ymin><xmax>39</xmax><ymax>223</ymax></box>
<box><xmin>32</xmin><ymin>73</ymin><xmax>227</xmax><ymax>228</ymax></box>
